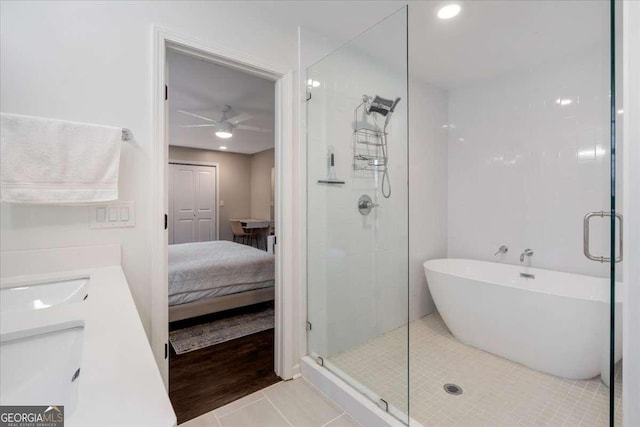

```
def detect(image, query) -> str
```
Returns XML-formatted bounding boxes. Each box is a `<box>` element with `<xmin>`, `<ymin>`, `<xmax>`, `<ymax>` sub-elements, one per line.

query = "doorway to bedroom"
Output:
<box><xmin>164</xmin><ymin>49</ymin><xmax>279</xmax><ymax>424</ymax></box>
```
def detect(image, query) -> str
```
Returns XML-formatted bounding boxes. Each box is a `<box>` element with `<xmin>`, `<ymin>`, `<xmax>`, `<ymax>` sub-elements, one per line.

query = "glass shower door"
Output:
<box><xmin>306</xmin><ymin>7</ymin><xmax>409</xmax><ymax>424</ymax></box>
<box><xmin>611</xmin><ymin>3</ymin><xmax>624</xmax><ymax>424</ymax></box>
<box><xmin>409</xmin><ymin>1</ymin><xmax>622</xmax><ymax>426</ymax></box>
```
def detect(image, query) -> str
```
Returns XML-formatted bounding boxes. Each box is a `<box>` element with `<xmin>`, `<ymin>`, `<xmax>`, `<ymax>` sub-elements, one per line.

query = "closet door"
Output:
<box><xmin>193</xmin><ymin>166</ymin><xmax>216</xmax><ymax>242</ymax></box>
<box><xmin>169</xmin><ymin>163</ymin><xmax>216</xmax><ymax>244</ymax></box>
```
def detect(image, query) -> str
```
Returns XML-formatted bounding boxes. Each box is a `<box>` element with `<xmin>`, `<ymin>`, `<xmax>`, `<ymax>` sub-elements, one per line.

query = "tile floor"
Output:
<box><xmin>179</xmin><ymin>378</ymin><xmax>361</xmax><ymax>427</ymax></box>
<box><xmin>329</xmin><ymin>312</ymin><xmax>623</xmax><ymax>427</ymax></box>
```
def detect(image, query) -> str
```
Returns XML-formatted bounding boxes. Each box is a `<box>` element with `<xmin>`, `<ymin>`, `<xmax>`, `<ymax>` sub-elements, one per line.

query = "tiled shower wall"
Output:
<box><xmin>305</xmin><ymin>24</ymin><xmax>451</xmax><ymax>357</ymax></box>
<box><xmin>447</xmin><ymin>44</ymin><xmax>613</xmax><ymax>278</ymax></box>
<box><xmin>306</xmin><ymin>36</ymin><xmax>409</xmax><ymax>357</ymax></box>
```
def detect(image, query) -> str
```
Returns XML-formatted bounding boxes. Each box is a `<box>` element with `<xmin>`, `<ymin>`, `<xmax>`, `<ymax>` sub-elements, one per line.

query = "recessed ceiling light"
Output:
<box><xmin>219</xmin><ymin>146</ymin><xmax>227</xmax><ymax>150</ymax></box>
<box><xmin>555</xmin><ymin>98</ymin><xmax>572</xmax><ymax>106</ymax></box>
<box><xmin>437</xmin><ymin>4</ymin><xmax>461</xmax><ymax>20</ymax></box>
<box><xmin>617</xmin><ymin>109</ymin><xmax>624</xmax><ymax>115</ymax></box>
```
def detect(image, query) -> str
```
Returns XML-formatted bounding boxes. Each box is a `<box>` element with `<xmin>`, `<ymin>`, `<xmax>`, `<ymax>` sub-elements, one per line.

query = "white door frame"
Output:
<box><xmin>623</xmin><ymin>2</ymin><xmax>640</xmax><ymax>425</ymax></box>
<box><xmin>168</xmin><ymin>161</ymin><xmax>219</xmax><ymax>244</ymax></box>
<box><xmin>151</xmin><ymin>26</ymin><xmax>296</xmax><ymax>386</ymax></box>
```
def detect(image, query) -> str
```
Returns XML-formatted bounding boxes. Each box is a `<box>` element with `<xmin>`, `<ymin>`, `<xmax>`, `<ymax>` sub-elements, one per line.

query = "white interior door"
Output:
<box><xmin>169</xmin><ymin>163</ymin><xmax>217</xmax><ymax>244</ymax></box>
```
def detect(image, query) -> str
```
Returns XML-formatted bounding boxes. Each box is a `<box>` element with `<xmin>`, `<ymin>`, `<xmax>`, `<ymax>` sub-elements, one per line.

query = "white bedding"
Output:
<box><xmin>168</xmin><ymin>240</ymin><xmax>275</xmax><ymax>306</ymax></box>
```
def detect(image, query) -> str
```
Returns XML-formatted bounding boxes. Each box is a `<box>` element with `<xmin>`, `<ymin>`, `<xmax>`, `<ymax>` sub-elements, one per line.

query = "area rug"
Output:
<box><xmin>169</xmin><ymin>306</ymin><xmax>274</xmax><ymax>354</ymax></box>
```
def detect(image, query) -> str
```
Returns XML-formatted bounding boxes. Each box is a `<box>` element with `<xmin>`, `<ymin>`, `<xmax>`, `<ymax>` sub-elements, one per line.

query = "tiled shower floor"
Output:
<box><xmin>329</xmin><ymin>313</ymin><xmax>623</xmax><ymax>426</ymax></box>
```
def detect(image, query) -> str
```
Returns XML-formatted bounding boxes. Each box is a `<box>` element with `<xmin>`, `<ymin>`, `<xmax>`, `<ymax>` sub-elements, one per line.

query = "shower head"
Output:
<box><xmin>390</xmin><ymin>97</ymin><xmax>401</xmax><ymax>113</ymax></box>
<box><xmin>368</xmin><ymin>96</ymin><xmax>401</xmax><ymax>116</ymax></box>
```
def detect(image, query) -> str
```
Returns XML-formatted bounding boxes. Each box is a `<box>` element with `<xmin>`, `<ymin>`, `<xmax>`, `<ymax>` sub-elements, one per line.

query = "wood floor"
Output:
<box><xmin>169</xmin><ymin>305</ymin><xmax>280</xmax><ymax>424</ymax></box>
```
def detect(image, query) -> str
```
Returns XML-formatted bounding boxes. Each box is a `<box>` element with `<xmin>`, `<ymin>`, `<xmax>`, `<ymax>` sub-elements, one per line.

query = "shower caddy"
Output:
<box><xmin>352</xmin><ymin>95</ymin><xmax>388</xmax><ymax>173</ymax></box>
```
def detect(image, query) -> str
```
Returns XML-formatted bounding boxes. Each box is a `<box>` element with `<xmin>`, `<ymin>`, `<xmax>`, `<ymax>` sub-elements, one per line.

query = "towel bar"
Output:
<box><xmin>122</xmin><ymin>128</ymin><xmax>133</xmax><ymax>141</ymax></box>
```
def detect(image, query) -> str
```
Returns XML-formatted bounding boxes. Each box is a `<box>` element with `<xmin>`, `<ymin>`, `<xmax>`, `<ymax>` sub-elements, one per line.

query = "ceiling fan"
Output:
<box><xmin>177</xmin><ymin>105</ymin><xmax>272</xmax><ymax>139</ymax></box>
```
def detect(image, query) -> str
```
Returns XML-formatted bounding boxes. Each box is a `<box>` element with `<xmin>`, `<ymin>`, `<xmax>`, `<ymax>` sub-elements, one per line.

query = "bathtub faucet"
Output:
<box><xmin>494</xmin><ymin>245</ymin><xmax>508</xmax><ymax>256</ymax></box>
<box><xmin>520</xmin><ymin>248</ymin><xmax>534</xmax><ymax>262</ymax></box>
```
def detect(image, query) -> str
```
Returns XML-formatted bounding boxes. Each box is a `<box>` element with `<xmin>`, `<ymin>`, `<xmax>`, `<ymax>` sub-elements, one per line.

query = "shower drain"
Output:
<box><xmin>443</xmin><ymin>383</ymin><xmax>463</xmax><ymax>395</ymax></box>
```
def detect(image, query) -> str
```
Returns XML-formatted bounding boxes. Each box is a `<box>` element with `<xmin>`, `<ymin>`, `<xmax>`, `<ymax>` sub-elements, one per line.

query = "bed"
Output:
<box><xmin>168</xmin><ymin>240</ymin><xmax>275</xmax><ymax>322</ymax></box>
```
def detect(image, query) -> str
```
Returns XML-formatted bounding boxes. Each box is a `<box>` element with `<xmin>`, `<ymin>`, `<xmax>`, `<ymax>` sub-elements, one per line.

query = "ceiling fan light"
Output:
<box><xmin>215</xmin><ymin>130</ymin><xmax>233</xmax><ymax>139</ymax></box>
<box><xmin>215</xmin><ymin>121</ymin><xmax>233</xmax><ymax>139</ymax></box>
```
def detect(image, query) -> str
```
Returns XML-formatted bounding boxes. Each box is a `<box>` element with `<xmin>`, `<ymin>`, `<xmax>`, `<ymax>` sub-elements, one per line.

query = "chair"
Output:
<box><xmin>229</xmin><ymin>220</ymin><xmax>258</xmax><ymax>247</ymax></box>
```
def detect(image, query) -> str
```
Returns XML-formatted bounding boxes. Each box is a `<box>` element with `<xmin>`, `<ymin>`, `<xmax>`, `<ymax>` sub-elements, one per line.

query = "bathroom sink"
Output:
<box><xmin>0</xmin><ymin>278</ymin><xmax>89</xmax><ymax>314</ymax></box>
<box><xmin>0</xmin><ymin>325</ymin><xmax>84</xmax><ymax>416</ymax></box>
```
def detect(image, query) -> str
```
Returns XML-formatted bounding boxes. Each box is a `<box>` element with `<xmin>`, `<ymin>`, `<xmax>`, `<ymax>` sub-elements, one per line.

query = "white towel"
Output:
<box><xmin>0</xmin><ymin>113</ymin><xmax>122</xmax><ymax>204</ymax></box>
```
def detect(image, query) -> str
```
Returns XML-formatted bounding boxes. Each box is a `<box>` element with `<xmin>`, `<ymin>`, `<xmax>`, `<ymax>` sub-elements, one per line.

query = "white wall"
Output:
<box><xmin>0</xmin><ymin>1</ymin><xmax>297</xmax><ymax>338</ymax></box>
<box><xmin>408</xmin><ymin>78</ymin><xmax>448</xmax><ymax>320</ymax></box>
<box><xmin>447</xmin><ymin>46</ymin><xmax>612</xmax><ymax>277</ymax></box>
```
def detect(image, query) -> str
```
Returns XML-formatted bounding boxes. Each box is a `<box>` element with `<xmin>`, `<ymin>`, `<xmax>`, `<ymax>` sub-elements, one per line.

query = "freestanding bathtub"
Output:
<box><xmin>424</xmin><ymin>259</ymin><xmax>622</xmax><ymax>383</ymax></box>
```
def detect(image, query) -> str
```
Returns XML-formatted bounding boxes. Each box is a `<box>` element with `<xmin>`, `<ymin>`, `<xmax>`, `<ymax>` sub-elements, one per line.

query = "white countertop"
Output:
<box><xmin>0</xmin><ymin>246</ymin><xmax>176</xmax><ymax>427</ymax></box>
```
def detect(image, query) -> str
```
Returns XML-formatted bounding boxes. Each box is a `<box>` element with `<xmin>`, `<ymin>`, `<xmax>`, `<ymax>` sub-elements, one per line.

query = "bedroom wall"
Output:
<box><xmin>168</xmin><ymin>146</ymin><xmax>252</xmax><ymax>242</ymax></box>
<box><xmin>250</xmin><ymin>148</ymin><xmax>275</xmax><ymax>221</ymax></box>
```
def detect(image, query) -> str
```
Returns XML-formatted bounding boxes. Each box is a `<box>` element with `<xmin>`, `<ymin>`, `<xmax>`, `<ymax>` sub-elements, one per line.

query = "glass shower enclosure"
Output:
<box><xmin>306</xmin><ymin>7</ymin><xmax>409</xmax><ymax>424</ymax></box>
<box><xmin>306</xmin><ymin>2</ymin><xmax>622</xmax><ymax>426</ymax></box>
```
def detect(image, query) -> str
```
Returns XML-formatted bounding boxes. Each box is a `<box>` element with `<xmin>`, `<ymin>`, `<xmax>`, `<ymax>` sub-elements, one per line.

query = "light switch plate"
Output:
<box><xmin>95</xmin><ymin>207</ymin><xmax>107</xmax><ymax>223</ymax></box>
<box><xmin>90</xmin><ymin>201</ymin><xmax>136</xmax><ymax>229</ymax></box>
<box><xmin>120</xmin><ymin>207</ymin><xmax>129</xmax><ymax>221</ymax></box>
<box><xmin>108</xmin><ymin>207</ymin><xmax>118</xmax><ymax>222</ymax></box>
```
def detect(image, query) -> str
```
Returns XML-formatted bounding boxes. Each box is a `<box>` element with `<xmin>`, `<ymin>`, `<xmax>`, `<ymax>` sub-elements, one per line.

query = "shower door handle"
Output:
<box><xmin>583</xmin><ymin>211</ymin><xmax>623</xmax><ymax>263</ymax></box>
